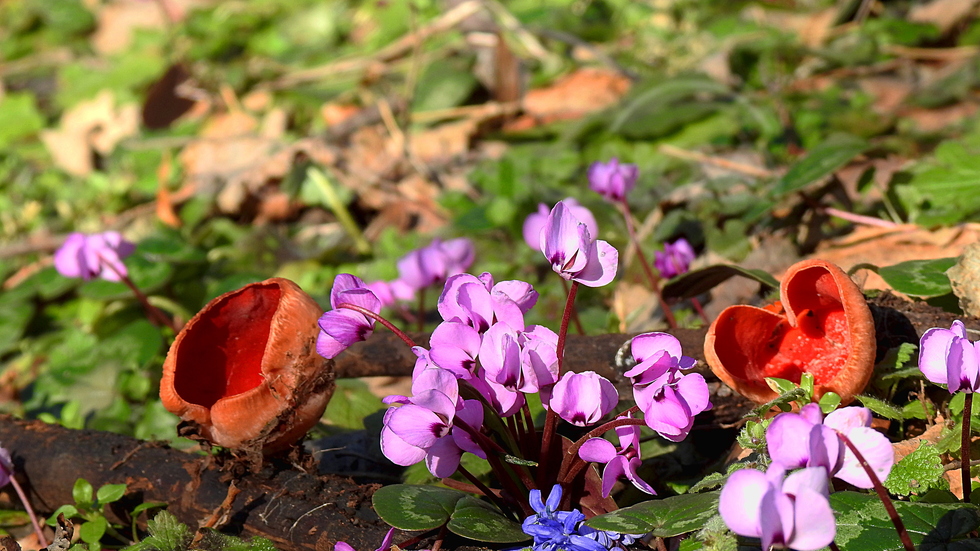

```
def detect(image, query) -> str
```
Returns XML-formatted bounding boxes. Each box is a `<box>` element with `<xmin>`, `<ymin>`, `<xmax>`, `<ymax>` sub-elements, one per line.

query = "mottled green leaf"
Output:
<box><xmin>832</xmin><ymin>491</ymin><xmax>980</xmax><ymax>550</ymax></box>
<box><xmin>585</xmin><ymin>492</ymin><xmax>720</xmax><ymax>537</ymax></box>
<box><xmin>446</xmin><ymin>497</ymin><xmax>528</xmax><ymax>543</ymax></box>
<box><xmin>869</xmin><ymin>258</ymin><xmax>957</xmax><ymax>298</ymax></box>
<box><xmin>372</xmin><ymin>485</ymin><xmax>466</xmax><ymax>531</ymax></box>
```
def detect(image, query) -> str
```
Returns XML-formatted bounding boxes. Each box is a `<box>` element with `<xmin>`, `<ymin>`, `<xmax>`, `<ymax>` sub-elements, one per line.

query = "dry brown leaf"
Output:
<box><xmin>320</xmin><ymin>103</ymin><xmax>362</xmax><ymax>127</ymax></box>
<box><xmin>812</xmin><ymin>224</ymin><xmax>980</xmax><ymax>293</ymax></box>
<box><xmin>900</xmin><ymin>102</ymin><xmax>979</xmax><ymax>133</ymax></box>
<box><xmin>409</xmin><ymin>120</ymin><xmax>476</xmax><ymax>163</ymax></box>
<box><xmin>859</xmin><ymin>76</ymin><xmax>913</xmax><ymax>115</ymax></box>
<box><xmin>91</xmin><ymin>0</ymin><xmax>204</xmax><ymax>53</ymax></box>
<box><xmin>511</xmin><ymin>67</ymin><xmax>631</xmax><ymax>128</ymax></box>
<box><xmin>909</xmin><ymin>0</ymin><xmax>980</xmax><ymax>34</ymax></box>
<box><xmin>41</xmin><ymin>90</ymin><xmax>139</xmax><ymax>176</ymax></box>
<box><xmin>612</xmin><ymin>282</ymin><xmax>659</xmax><ymax>333</ymax></box>
<box><xmin>948</xmin><ymin>241</ymin><xmax>980</xmax><ymax>316</ymax></box>
<box><xmin>744</xmin><ymin>6</ymin><xmax>837</xmax><ymax>48</ymax></box>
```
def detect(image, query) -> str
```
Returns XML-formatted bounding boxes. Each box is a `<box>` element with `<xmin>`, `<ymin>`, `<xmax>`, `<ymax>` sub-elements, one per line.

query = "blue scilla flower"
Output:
<box><xmin>520</xmin><ymin>485</ymin><xmax>635</xmax><ymax>551</ymax></box>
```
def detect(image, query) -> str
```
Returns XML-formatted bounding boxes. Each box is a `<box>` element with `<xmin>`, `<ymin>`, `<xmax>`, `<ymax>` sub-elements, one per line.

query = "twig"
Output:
<box><xmin>658</xmin><ymin>144</ymin><xmax>775</xmax><ymax>179</ymax></box>
<box><xmin>271</xmin><ymin>0</ymin><xmax>483</xmax><ymax>89</ymax></box>
<box><xmin>481</xmin><ymin>0</ymin><xmax>562</xmax><ymax>70</ymax></box>
<box><xmin>194</xmin><ymin>481</ymin><xmax>241</xmax><ymax>541</ymax></box>
<box><xmin>884</xmin><ymin>44</ymin><xmax>980</xmax><ymax>61</ymax></box>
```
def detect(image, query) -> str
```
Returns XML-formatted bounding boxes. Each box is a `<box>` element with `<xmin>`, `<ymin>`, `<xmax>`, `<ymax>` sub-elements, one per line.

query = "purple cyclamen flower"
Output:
<box><xmin>396</xmin><ymin>238</ymin><xmax>475</xmax><ymax>294</ymax></box>
<box><xmin>919</xmin><ymin>320</ymin><xmax>980</xmax><ymax>394</ymax></box>
<box><xmin>549</xmin><ymin>371</ymin><xmax>618</xmax><ymax>427</ymax></box>
<box><xmin>625</xmin><ymin>332</ymin><xmax>697</xmax><ymax>385</ymax></box>
<box><xmin>380</xmin><ymin>361</ymin><xmax>485</xmax><ymax>477</ymax></box>
<box><xmin>523</xmin><ymin>199</ymin><xmax>598</xmax><ymax>253</ymax></box>
<box><xmin>653</xmin><ymin>238</ymin><xmax>696</xmax><ymax>279</ymax></box>
<box><xmin>767</xmin><ymin>404</ymin><xmax>893</xmax><ymax>489</ymax></box>
<box><xmin>633</xmin><ymin>369</ymin><xmax>710</xmax><ymax>442</ymax></box>
<box><xmin>587</xmin><ymin>158</ymin><xmax>638</xmax><ymax>203</ymax></box>
<box><xmin>578</xmin><ymin>413</ymin><xmax>655</xmax><ymax>497</ymax></box>
<box><xmin>720</xmin><ymin>464</ymin><xmax>836</xmax><ymax>551</ymax></box>
<box><xmin>626</xmin><ymin>332</ymin><xmax>709</xmax><ymax>442</ymax></box>
<box><xmin>54</xmin><ymin>231</ymin><xmax>136</xmax><ymax>282</ymax></box>
<box><xmin>428</xmin><ymin>321</ymin><xmax>483</xmax><ymax>379</ymax></box>
<box><xmin>334</xmin><ymin>526</ymin><xmax>396</xmax><ymax>551</ymax></box>
<box><xmin>541</xmin><ymin>201</ymin><xmax>618</xmax><ymax>288</ymax></box>
<box><xmin>437</xmin><ymin>272</ymin><xmax>537</xmax><ymax>333</ymax></box>
<box><xmin>479</xmin><ymin>322</ymin><xmax>559</xmax><ymax>394</ymax></box>
<box><xmin>317</xmin><ymin>274</ymin><xmax>382</xmax><ymax>359</ymax></box>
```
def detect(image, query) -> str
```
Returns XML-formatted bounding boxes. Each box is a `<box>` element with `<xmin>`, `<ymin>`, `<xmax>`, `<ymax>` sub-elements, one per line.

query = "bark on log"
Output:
<box><xmin>0</xmin><ymin>416</ymin><xmax>391</xmax><ymax>551</ymax></box>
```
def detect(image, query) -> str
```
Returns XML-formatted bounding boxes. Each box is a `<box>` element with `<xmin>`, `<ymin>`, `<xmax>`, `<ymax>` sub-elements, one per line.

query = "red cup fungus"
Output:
<box><xmin>160</xmin><ymin>277</ymin><xmax>334</xmax><ymax>454</ymax></box>
<box><xmin>704</xmin><ymin>259</ymin><xmax>875</xmax><ymax>405</ymax></box>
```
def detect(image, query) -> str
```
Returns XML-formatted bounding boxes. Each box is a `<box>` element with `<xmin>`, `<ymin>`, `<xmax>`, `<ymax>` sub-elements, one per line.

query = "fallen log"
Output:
<box><xmin>0</xmin><ymin>416</ymin><xmax>391</xmax><ymax>551</ymax></box>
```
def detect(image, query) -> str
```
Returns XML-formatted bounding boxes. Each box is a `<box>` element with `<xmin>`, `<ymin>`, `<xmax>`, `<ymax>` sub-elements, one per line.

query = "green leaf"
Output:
<box><xmin>372</xmin><ymin>485</ymin><xmax>467</xmax><ymax>531</ymax></box>
<box><xmin>0</xmin><ymin>294</ymin><xmax>33</xmax><ymax>356</ymax></box>
<box><xmin>322</xmin><ymin>379</ymin><xmax>384</xmax><ymax>430</ymax></box>
<box><xmin>770</xmin><ymin>133</ymin><xmax>869</xmax><ymax>197</ymax></box>
<box><xmin>585</xmin><ymin>492</ymin><xmax>720</xmax><ymax>537</ymax></box>
<box><xmin>896</xmin><ymin>138</ymin><xmax>980</xmax><ymax>226</ymax></box>
<box><xmin>79</xmin><ymin>516</ymin><xmax>107</xmax><ymax>544</ymax></box>
<box><xmin>46</xmin><ymin>505</ymin><xmax>78</xmax><ymax>526</ymax></box>
<box><xmin>0</xmin><ymin>92</ymin><xmax>45</xmax><ymax>148</ymax></box>
<box><xmin>885</xmin><ymin>441</ymin><xmax>947</xmax><ymax>496</ymax></box>
<box><xmin>609</xmin><ymin>77</ymin><xmax>729</xmax><ymax>139</ymax></box>
<box><xmin>96</xmin><ymin>483</ymin><xmax>127</xmax><ymax>505</ymax></box>
<box><xmin>661</xmin><ymin>264</ymin><xmax>778</xmax><ymax>301</ymax></box>
<box><xmin>446</xmin><ymin>497</ymin><xmax>528</xmax><ymax>543</ymax></box>
<box><xmin>73</xmin><ymin>479</ymin><xmax>94</xmax><ymax>508</ymax></box>
<box><xmin>413</xmin><ymin>60</ymin><xmax>479</xmax><ymax>113</ymax></box>
<box><xmin>860</xmin><ymin>258</ymin><xmax>957</xmax><ymax>298</ymax></box>
<box><xmin>855</xmin><ymin>394</ymin><xmax>907</xmax><ymax>421</ymax></box>
<box><xmin>831</xmin><ymin>491</ymin><xmax>980</xmax><ymax>550</ymax></box>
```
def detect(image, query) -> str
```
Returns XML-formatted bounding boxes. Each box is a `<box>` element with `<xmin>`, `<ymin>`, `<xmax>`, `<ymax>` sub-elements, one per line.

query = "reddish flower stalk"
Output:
<box><xmin>557</xmin><ymin>408</ymin><xmax>643</xmax><ymax>484</ymax></box>
<box><xmin>98</xmin><ymin>253</ymin><xmax>180</xmax><ymax>333</ymax></box>
<box><xmin>538</xmin><ymin>281</ymin><xmax>579</xmax><ymax>487</ymax></box>
<box><xmin>335</xmin><ymin>302</ymin><xmax>417</xmax><ymax>349</ymax></box>
<box><xmin>837</xmin><ymin>431</ymin><xmax>914</xmax><ymax>551</ymax></box>
<box><xmin>964</xmin><ymin>392</ymin><xmax>973</xmax><ymax>504</ymax></box>
<box><xmin>0</xmin><ymin>460</ymin><xmax>47</xmax><ymax>547</ymax></box>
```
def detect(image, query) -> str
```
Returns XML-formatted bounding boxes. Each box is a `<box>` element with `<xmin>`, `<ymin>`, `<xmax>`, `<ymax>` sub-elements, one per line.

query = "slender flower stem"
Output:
<box><xmin>690</xmin><ymin>296</ymin><xmax>710</xmax><ymax>324</ymax></box>
<box><xmin>616</xmin><ymin>201</ymin><xmax>676</xmax><ymax>329</ymax></box>
<box><xmin>557</xmin><ymin>413</ymin><xmax>645</xmax><ymax>484</ymax></box>
<box><xmin>97</xmin><ymin>254</ymin><xmax>179</xmax><ymax>333</ymax></box>
<box><xmin>0</xmin><ymin>463</ymin><xmax>47</xmax><ymax>547</ymax></box>
<box><xmin>837</xmin><ymin>432</ymin><xmax>914</xmax><ymax>551</ymax></box>
<box><xmin>416</xmin><ymin>288</ymin><xmax>426</xmax><ymax>333</ymax></box>
<box><xmin>559</xmin><ymin>279</ymin><xmax>585</xmax><ymax>335</ymax></box>
<box><xmin>830</xmin><ymin>542</ymin><xmax>842</xmax><ymax>551</ymax></box>
<box><xmin>964</xmin><ymin>392</ymin><xmax>974</xmax><ymax>503</ymax></box>
<box><xmin>538</xmin><ymin>281</ymin><xmax>579</xmax><ymax>487</ymax></box>
<box><xmin>456</xmin><ymin>465</ymin><xmax>516</xmax><ymax>519</ymax></box>
<box><xmin>335</xmin><ymin>303</ymin><xmax>417</xmax><ymax>348</ymax></box>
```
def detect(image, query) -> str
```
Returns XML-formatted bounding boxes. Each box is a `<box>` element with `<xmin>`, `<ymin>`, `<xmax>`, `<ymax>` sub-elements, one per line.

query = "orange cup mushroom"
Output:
<box><xmin>160</xmin><ymin>277</ymin><xmax>335</xmax><ymax>454</ymax></box>
<box><xmin>704</xmin><ymin>259</ymin><xmax>875</xmax><ymax>405</ymax></box>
